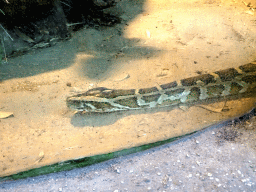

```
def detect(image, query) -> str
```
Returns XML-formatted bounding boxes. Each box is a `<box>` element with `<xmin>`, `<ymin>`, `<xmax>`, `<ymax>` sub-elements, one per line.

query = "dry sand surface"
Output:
<box><xmin>1</xmin><ymin>112</ymin><xmax>256</xmax><ymax>191</ymax></box>
<box><xmin>0</xmin><ymin>0</ymin><xmax>256</xmax><ymax>190</ymax></box>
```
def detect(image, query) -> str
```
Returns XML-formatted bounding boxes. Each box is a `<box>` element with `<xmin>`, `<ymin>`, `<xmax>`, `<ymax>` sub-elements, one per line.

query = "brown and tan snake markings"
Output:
<box><xmin>66</xmin><ymin>61</ymin><xmax>256</xmax><ymax>112</ymax></box>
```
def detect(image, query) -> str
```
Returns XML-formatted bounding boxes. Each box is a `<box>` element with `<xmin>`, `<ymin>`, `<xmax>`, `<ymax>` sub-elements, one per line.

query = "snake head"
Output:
<box><xmin>66</xmin><ymin>87</ymin><xmax>115</xmax><ymax>112</ymax></box>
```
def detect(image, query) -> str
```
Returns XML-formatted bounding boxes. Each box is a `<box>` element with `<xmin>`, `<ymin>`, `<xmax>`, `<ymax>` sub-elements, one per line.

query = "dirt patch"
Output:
<box><xmin>0</xmin><ymin>0</ymin><xmax>256</xmax><ymax>178</ymax></box>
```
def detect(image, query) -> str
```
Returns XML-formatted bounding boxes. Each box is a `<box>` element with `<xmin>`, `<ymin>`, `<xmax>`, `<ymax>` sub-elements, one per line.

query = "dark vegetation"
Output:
<box><xmin>0</xmin><ymin>0</ymin><xmax>120</xmax><ymax>58</ymax></box>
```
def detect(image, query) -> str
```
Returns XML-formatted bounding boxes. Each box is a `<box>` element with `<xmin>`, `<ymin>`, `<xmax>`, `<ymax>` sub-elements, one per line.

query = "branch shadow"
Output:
<box><xmin>0</xmin><ymin>0</ymin><xmax>163</xmax><ymax>82</ymax></box>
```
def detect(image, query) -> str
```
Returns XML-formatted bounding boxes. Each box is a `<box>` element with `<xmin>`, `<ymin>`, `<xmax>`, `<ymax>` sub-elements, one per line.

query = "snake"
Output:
<box><xmin>66</xmin><ymin>61</ymin><xmax>256</xmax><ymax>112</ymax></box>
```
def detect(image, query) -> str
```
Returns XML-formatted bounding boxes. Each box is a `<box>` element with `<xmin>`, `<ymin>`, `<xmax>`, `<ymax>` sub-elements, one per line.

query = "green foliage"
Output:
<box><xmin>0</xmin><ymin>8</ymin><xmax>5</xmax><ymax>64</ymax></box>
<box><xmin>0</xmin><ymin>9</ymin><xmax>4</xmax><ymax>15</ymax></box>
<box><xmin>0</xmin><ymin>38</ymin><xmax>3</xmax><ymax>65</ymax></box>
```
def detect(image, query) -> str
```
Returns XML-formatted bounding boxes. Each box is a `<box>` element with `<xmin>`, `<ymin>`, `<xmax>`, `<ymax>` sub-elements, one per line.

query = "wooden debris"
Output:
<box><xmin>0</xmin><ymin>111</ymin><xmax>14</xmax><ymax>119</ymax></box>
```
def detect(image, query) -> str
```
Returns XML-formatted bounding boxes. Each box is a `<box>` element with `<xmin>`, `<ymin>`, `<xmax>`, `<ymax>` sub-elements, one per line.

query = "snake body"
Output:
<box><xmin>66</xmin><ymin>61</ymin><xmax>256</xmax><ymax>112</ymax></box>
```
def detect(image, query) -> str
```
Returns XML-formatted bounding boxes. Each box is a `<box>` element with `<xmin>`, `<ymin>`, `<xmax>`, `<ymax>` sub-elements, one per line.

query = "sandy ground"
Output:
<box><xmin>0</xmin><ymin>112</ymin><xmax>256</xmax><ymax>191</ymax></box>
<box><xmin>0</xmin><ymin>0</ymin><xmax>256</xmax><ymax>188</ymax></box>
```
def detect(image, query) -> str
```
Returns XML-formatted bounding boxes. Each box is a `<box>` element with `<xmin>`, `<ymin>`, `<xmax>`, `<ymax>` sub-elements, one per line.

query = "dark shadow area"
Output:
<box><xmin>0</xmin><ymin>0</ymin><xmax>163</xmax><ymax>81</ymax></box>
<box><xmin>76</xmin><ymin>43</ymin><xmax>163</xmax><ymax>80</ymax></box>
<box><xmin>61</xmin><ymin>0</ymin><xmax>121</xmax><ymax>30</ymax></box>
<box><xmin>0</xmin><ymin>40</ymin><xmax>77</xmax><ymax>80</ymax></box>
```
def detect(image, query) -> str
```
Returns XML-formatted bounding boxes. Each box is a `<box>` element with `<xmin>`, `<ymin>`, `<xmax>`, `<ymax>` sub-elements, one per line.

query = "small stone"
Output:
<box><xmin>208</xmin><ymin>173</ymin><xmax>212</xmax><ymax>177</ymax></box>
<box><xmin>245</xmin><ymin>10</ymin><xmax>254</xmax><ymax>15</ymax></box>
<box><xmin>179</xmin><ymin>105</ymin><xmax>189</xmax><ymax>111</ymax></box>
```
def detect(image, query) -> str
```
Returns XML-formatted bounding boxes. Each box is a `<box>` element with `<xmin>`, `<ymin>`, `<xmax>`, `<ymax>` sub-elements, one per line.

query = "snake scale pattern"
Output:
<box><xmin>67</xmin><ymin>61</ymin><xmax>256</xmax><ymax>112</ymax></box>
